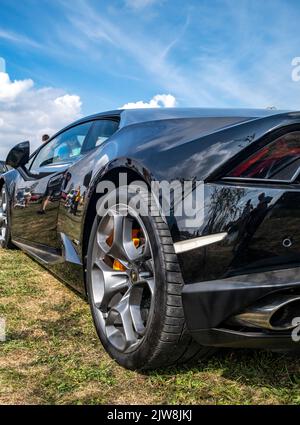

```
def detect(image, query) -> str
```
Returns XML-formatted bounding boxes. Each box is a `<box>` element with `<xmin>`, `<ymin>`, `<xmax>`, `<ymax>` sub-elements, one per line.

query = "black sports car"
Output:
<box><xmin>1</xmin><ymin>108</ymin><xmax>300</xmax><ymax>370</ymax></box>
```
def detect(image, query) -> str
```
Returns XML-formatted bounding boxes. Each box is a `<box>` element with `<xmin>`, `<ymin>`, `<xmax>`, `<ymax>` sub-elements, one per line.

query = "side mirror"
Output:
<box><xmin>6</xmin><ymin>141</ymin><xmax>30</xmax><ymax>169</ymax></box>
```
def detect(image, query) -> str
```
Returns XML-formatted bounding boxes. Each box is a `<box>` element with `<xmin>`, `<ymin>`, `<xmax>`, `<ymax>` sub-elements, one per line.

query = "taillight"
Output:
<box><xmin>228</xmin><ymin>131</ymin><xmax>300</xmax><ymax>180</ymax></box>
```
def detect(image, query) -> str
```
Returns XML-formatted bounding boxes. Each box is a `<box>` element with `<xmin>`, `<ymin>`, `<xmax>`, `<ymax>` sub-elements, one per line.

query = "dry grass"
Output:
<box><xmin>1</xmin><ymin>248</ymin><xmax>300</xmax><ymax>405</ymax></box>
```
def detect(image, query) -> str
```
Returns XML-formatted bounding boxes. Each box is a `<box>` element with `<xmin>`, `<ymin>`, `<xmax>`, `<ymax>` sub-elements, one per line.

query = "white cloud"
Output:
<box><xmin>0</xmin><ymin>72</ymin><xmax>33</xmax><ymax>102</ymax></box>
<box><xmin>121</xmin><ymin>94</ymin><xmax>176</xmax><ymax>109</ymax></box>
<box><xmin>0</xmin><ymin>71</ymin><xmax>82</xmax><ymax>158</ymax></box>
<box><xmin>54</xmin><ymin>94</ymin><xmax>82</xmax><ymax>120</ymax></box>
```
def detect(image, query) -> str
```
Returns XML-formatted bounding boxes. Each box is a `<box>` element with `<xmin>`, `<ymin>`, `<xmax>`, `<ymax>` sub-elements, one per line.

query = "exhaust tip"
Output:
<box><xmin>231</xmin><ymin>294</ymin><xmax>300</xmax><ymax>331</ymax></box>
<box><xmin>270</xmin><ymin>298</ymin><xmax>300</xmax><ymax>330</ymax></box>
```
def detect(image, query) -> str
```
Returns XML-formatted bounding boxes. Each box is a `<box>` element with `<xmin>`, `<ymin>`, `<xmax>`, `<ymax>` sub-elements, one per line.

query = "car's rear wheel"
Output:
<box><xmin>0</xmin><ymin>185</ymin><xmax>12</xmax><ymax>249</ymax></box>
<box><xmin>86</xmin><ymin>186</ymin><xmax>212</xmax><ymax>370</ymax></box>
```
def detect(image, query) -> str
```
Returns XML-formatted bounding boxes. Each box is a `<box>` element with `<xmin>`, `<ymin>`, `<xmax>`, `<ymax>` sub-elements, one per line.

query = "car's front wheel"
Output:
<box><xmin>86</xmin><ymin>186</ymin><xmax>211</xmax><ymax>370</ymax></box>
<box><xmin>0</xmin><ymin>184</ymin><xmax>12</xmax><ymax>249</ymax></box>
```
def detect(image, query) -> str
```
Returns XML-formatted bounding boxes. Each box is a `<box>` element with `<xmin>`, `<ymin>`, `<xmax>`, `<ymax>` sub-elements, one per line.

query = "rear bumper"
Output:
<box><xmin>190</xmin><ymin>328</ymin><xmax>300</xmax><ymax>350</ymax></box>
<box><xmin>182</xmin><ymin>267</ymin><xmax>300</xmax><ymax>350</ymax></box>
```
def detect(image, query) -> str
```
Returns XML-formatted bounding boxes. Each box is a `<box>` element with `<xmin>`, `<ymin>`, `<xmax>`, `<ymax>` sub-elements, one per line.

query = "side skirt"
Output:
<box><xmin>12</xmin><ymin>235</ymin><xmax>86</xmax><ymax>296</ymax></box>
<box><xmin>12</xmin><ymin>238</ymin><xmax>63</xmax><ymax>265</ymax></box>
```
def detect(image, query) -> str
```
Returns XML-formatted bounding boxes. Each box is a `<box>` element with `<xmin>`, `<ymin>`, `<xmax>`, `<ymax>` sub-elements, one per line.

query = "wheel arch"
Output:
<box><xmin>81</xmin><ymin>166</ymin><xmax>151</xmax><ymax>272</ymax></box>
<box><xmin>0</xmin><ymin>170</ymin><xmax>18</xmax><ymax>198</ymax></box>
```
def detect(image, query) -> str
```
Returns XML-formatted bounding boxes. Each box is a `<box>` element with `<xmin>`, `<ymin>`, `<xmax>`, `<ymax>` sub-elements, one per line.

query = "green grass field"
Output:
<box><xmin>1</xmin><ymin>248</ymin><xmax>300</xmax><ymax>405</ymax></box>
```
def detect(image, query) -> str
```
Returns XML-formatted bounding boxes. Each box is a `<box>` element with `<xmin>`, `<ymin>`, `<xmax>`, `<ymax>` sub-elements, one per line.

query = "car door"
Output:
<box><xmin>57</xmin><ymin>118</ymin><xmax>120</xmax><ymax>247</ymax></box>
<box><xmin>11</xmin><ymin>121</ymin><xmax>92</xmax><ymax>249</ymax></box>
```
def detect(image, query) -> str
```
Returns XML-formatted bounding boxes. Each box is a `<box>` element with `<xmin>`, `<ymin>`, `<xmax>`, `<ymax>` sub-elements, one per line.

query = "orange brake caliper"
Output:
<box><xmin>132</xmin><ymin>229</ymin><xmax>141</xmax><ymax>248</ymax></box>
<box><xmin>111</xmin><ymin>229</ymin><xmax>140</xmax><ymax>271</ymax></box>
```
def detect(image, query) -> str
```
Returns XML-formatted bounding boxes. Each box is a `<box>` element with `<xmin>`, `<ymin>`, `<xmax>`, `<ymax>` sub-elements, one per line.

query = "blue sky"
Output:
<box><xmin>1</xmin><ymin>0</ymin><xmax>300</xmax><ymax>155</ymax></box>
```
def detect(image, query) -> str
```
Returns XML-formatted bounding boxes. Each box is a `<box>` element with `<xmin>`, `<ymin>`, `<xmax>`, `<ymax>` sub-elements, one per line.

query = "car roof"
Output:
<box><xmin>71</xmin><ymin>107</ymin><xmax>294</xmax><ymax>129</ymax></box>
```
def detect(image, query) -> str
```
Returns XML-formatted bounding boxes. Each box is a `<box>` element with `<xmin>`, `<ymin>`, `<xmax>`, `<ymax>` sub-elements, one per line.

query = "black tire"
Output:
<box><xmin>86</xmin><ymin>186</ymin><xmax>212</xmax><ymax>370</ymax></box>
<box><xmin>0</xmin><ymin>184</ymin><xmax>13</xmax><ymax>249</ymax></box>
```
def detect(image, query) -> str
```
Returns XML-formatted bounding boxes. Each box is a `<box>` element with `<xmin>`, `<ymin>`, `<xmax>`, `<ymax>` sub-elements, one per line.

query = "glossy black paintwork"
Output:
<box><xmin>76</xmin><ymin>107</ymin><xmax>288</xmax><ymax>128</ymax></box>
<box><xmin>178</xmin><ymin>182</ymin><xmax>300</xmax><ymax>283</ymax></box>
<box><xmin>2</xmin><ymin>108</ymin><xmax>300</xmax><ymax>297</ymax></box>
<box><xmin>182</xmin><ymin>266</ymin><xmax>300</xmax><ymax>350</ymax></box>
<box><xmin>183</xmin><ymin>266</ymin><xmax>300</xmax><ymax>329</ymax></box>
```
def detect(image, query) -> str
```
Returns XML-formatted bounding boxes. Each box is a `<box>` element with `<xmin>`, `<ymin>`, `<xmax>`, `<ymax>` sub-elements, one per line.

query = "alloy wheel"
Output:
<box><xmin>90</xmin><ymin>205</ymin><xmax>155</xmax><ymax>353</ymax></box>
<box><xmin>0</xmin><ymin>187</ymin><xmax>7</xmax><ymax>247</ymax></box>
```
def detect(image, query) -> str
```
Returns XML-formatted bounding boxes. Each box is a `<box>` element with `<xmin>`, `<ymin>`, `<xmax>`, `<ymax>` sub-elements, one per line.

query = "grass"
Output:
<box><xmin>1</xmin><ymin>248</ymin><xmax>300</xmax><ymax>405</ymax></box>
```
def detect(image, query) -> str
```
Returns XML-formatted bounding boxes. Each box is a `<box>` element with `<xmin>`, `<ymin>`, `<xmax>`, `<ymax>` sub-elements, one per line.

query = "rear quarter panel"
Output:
<box><xmin>57</xmin><ymin>113</ymin><xmax>300</xmax><ymax>285</ymax></box>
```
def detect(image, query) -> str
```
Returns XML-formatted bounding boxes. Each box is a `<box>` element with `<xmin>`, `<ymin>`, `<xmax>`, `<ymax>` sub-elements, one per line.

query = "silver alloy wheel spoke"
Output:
<box><xmin>93</xmin><ymin>258</ymin><xmax>128</xmax><ymax>310</ymax></box>
<box><xmin>144</xmin><ymin>259</ymin><xmax>154</xmax><ymax>275</ymax></box>
<box><xmin>129</xmin><ymin>285</ymin><xmax>147</xmax><ymax>336</ymax></box>
<box><xmin>144</xmin><ymin>278</ymin><xmax>155</xmax><ymax>297</ymax></box>
<box><xmin>96</xmin><ymin>213</ymin><xmax>132</xmax><ymax>262</ymax></box>
<box><xmin>106</xmin><ymin>290</ymin><xmax>138</xmax><ymax>350</ymax></box>
<box><xmin>110</xmin><ymin>213</ymin><xmax>150</xmax><ymax>262</ymax></box>
<box><xmin>139</xmin><ymin>269</ymin><xmax>155</xmax><ymax>297</ymax></box>
<box><xmin>97</xmin><ymin>211</ymin><xmax>151</xmax><ymax>263</ymax></box>
<box><xmin>109</xmin><ymin>214</ymin><xmax>131</xmax><ymax>261</ymax></box>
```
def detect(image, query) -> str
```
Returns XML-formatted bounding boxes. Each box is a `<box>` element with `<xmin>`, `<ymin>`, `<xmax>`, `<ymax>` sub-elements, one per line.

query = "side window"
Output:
<box><xmin>83</xmin><ymin>119</ymin><xmax>119</xmax><ymax>152</ymax></box>
<box><xmin>228</xmin><ymin>131</ymin><xmax>300</xmax><ymax>181</ymax></box>
<box><xmin>30</xmin><ymin>122</ymin><xmax>91</xmax><ymax>172</ymax></box>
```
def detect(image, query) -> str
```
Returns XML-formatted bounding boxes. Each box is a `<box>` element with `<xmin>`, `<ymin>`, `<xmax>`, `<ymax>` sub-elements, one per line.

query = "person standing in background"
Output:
<box><xmin>42</xmin><ymin>134</ymin><xmax>50</xmax><ymax>143</ymax></box>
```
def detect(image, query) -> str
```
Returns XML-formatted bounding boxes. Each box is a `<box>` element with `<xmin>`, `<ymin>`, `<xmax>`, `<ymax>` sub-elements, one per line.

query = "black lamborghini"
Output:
<box><xmin>1</xmin><ymin>107</ymin><xmax>300</xmax><ymax>370</ymax></box>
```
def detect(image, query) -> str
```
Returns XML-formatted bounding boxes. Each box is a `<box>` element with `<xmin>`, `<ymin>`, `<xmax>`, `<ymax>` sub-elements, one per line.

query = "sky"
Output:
<box><xmin>1</xmin><ymin>0</ymin><xmax>300</xmax><ymax>157</ymax></box>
